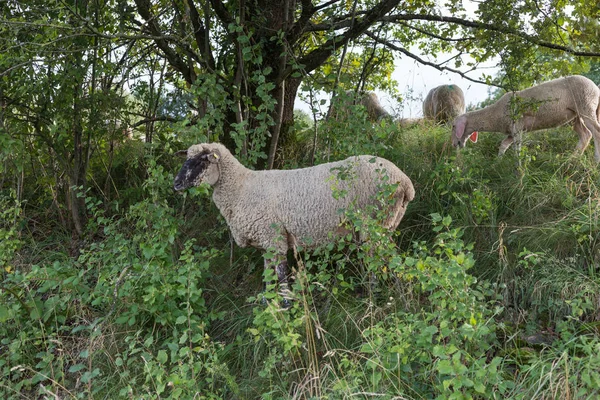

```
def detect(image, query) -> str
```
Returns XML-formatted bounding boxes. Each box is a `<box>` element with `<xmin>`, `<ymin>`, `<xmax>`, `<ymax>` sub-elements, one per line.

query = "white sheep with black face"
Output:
<box><xmin>173</xmin><ymin>143</ymin><xmax>415</xmax><ymax>302</ymax></box>
<box><xmin>452</xmin><ymin>75</ymin><xmax>600</xmax><ymax>161</ymax></box>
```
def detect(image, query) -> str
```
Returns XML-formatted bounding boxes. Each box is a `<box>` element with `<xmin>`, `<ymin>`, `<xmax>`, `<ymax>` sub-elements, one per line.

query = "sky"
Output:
<box><xmin>295</xmin><ymin>52</ymin><xmax>500</xmax><ymax>119</ymax></box>
<box><xmin>385</xmin><ymin>53</ymin><xmax>500</xmax><ymax>118</ymax></box>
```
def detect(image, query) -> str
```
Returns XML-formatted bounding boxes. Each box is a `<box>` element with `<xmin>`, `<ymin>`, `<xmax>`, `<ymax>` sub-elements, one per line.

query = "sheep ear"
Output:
<box><xmin>208</xmin><ymin>149</ymin><xmax>221</xmax><ymax>163</ymax></box>
<box><xmin>175</xmin><ymin>150</ymin><xmax>188</xmax><ymax>158</ymax></box>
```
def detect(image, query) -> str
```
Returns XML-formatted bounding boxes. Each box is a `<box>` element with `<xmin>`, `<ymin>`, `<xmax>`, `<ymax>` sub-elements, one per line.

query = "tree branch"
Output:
<box><xmin>133</xmin><ymin>0</ymin><xmax>195</xmax><ymax>84</ymax></box>
<box><xmin>185</xmin><ymin>0</ymin><xmax>216</xmax><ymax>70</ymax></box>
<box><xmin>363</xmin><ymin>31</ymin><xmax>502</xmax><ymax>89</ymax></box>
<box><xmin>381</xmin><ymin>13</ymin><xmax>600</xmax><ymax>57</ymax></box>
<box><xmin>131</xmin><ymin>116</ymin><xmax>179</xmax><ymax>127</ymax></box>
<box><xmin>303</xmin><ymin>12</ymin><xmax>600</xmax><ymax>57</ymax></box>
<box><xmin>284</xmin><ymin>0</ymin><xmax>402</xmax><ymax>82</ymax></box>
<box><xmin>396</xmin><ymin>21</ymin><xmax>474</xmax><ymax>43</ymax></box>
<box><xmin>208</xmin><ymin>0</ymin><xmax>233</xmax><ymax>25</ymax></box>
<box><xmin>315</xmin><ymin>0</ymin><xmax>342</xmax><ymax>12</ymax></box>
<box><xmin>288</xmin><ymin>0</ymin><xmax>317</xmax><ymax>46</ymax></box>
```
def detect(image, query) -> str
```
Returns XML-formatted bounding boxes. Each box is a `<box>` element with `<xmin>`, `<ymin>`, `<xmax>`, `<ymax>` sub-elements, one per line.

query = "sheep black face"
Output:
<box><xmin>173</xmin><ymin>148</ymin><xmax>221</xmax><ymax>191</ymax></box>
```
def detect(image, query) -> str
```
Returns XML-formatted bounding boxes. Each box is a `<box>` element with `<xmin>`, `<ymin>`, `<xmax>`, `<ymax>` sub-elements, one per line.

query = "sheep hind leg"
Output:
<box><xmin>580</xmin><ymin>114</ymin><xmax>600</xmax><ymax>163</ymax></box>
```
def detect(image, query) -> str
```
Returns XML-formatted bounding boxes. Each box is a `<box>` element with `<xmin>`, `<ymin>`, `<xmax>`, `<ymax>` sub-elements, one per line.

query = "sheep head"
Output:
<box><xmin>173</xmin><ymin>145</ymin><xmax>221</xmax><ymax>190</ymax></box>
<box><xmin>452</xmin><ymin>115</ymin><xmax>478</xmax><ymax>148</ymax></box>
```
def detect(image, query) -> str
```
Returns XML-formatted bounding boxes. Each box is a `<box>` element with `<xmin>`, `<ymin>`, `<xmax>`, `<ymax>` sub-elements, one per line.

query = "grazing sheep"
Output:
<box><xmin>452</xmin><ymin>75</ymin><xmax>600</xmax><ymax>162</ymax></box>
<box><xmin>173</xmin><ymin>143</ymin><xmax>414</xmax><ymax>302</ymax></box>
<box><xmin>395</xmin><ymin>117</ymin><xmax>426</xmax><ymax>128</ymax></box>
<box><xmin>423</xmin><ymin>84</ymin><xmax>466</xmax><ymax>124</ymax></box>
<box><xmin>330</xmin><ymin>91</ymin><xmax>392</xmax><ymax>122</ymax></box>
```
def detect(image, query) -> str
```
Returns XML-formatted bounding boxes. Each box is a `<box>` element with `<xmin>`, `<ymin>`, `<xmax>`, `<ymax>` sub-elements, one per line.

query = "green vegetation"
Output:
<box><xmin>2</xmin><ymin>0</ymin><xmax>600</xmax><ymax>398</ymax></box>
<box><xmin>2</xmin><ymin>118</ymin><xmax>600</xmax><ymax>398</ymax></box>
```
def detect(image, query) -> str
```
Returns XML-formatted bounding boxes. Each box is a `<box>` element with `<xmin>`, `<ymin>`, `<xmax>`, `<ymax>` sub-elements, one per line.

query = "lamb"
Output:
<box><xmin>330</xmin><ymin>91</ymin><xmax>392</xmax><ymax>122</ymax></box>
<box><xmin>423</xmin><ymin>84</ymin><xmax>466</xmax><ymax>124</ymax></box>
<box><xmin>452</xmin><ymin>75</ymin><xmax>600</xmax><ymax>162</ymax></box>
<box><xmin>173</xmin><ymin>143</ymin><xmax>415</xmax><ymax>303</ymax></box>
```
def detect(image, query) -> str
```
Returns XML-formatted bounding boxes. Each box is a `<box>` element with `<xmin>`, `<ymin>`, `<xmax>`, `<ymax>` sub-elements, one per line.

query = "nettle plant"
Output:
<box><xmin>431</xmin><ymin>156</ymin><xmax>495</xmax><ymax>226</ymax></box>
<box><xmin>0</xmin><ymin>191</ymin><xmax>22</xmax><ymax>276</ymax></box>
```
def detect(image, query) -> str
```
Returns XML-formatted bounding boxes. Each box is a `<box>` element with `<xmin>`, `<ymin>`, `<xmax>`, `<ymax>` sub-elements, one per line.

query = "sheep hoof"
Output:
<box><xmin>280</xmin><ymin>297</ymin><xmax>293</xmax><ymax>310</ymax></box>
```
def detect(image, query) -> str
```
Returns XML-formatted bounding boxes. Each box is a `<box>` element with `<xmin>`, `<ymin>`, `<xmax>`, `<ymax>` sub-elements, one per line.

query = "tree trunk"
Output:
<box><xmin>271</xmin><ymin>77</ymin><xmax>300</xmax><ymax>168</ymax></box>
<box><xmin>70</xmin><ymin>65</ymin><xmax>86</xmax><ymax>238</ymax></box>
<box><xmin>67</xmin><ymin>0</ymin><xmax>91</xmax><ymax>240</ymax></box>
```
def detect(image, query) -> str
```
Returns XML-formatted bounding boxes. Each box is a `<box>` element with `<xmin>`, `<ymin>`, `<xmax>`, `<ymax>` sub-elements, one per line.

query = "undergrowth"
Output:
<box><xmin>2</xmin><ymin>121</ymin><xmax>600</xmax><ymax>398</ymax></box>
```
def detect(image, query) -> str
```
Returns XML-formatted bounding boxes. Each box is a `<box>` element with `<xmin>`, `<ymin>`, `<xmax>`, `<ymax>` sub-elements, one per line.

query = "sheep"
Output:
<box><xmin>329</xmin><ymin>91</ymin><xmax>392</xmax><ymax>122</ymax></box>
<box><xmin>423</xmin><ymin>84</ymin><xmax>466</xmax><ymax>124</ymax></box>
<box><xmin>173</xmin><ymin>143</ymin><xmax>415</xmax><ymax>304</ymax></box>
<box><xmin>452</xmin><ymin>75</ymin><xmax>600</xmax><ymax>162</ymax></box>
<box><xmin>395</xmin><ymin>117</ymin><xmax>426</xmax><ymax>128</ymax></box>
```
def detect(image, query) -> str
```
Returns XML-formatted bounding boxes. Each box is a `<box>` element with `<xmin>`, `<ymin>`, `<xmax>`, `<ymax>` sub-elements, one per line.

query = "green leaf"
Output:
<box><xmin>68</xmin><ymin>364</ymin><xmax>86</xmax><ymax>373</ymax></box>
<box><xmin>0</xmin><ymin>305</ymin><xmax>10</xmax><ymax>322</ymax></box>
<box><xmin>474</xmin><ymin>381</ymin><xmax>486</xmax><ymax>393</ymax></box>
<box><xmin>175</xmin><ymin>315</ymin><xmax>187</xmax><ymax>325</ymax></box>
<box><xmin>437</xmin><ymin>360</ymin><xmax>454</xmax><ymax>375</ymax></box>
<box><xmin>157</xmin><ymin>350</ymin><xmax>167</xmax><ymax>364</ymax></box>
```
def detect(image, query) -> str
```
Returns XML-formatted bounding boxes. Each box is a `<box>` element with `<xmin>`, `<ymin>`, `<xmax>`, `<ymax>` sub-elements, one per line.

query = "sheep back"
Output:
<box><xmin>178</xmin><ymin>143</ymin><xmax>414</xmax><ymax>254</ymax></box>
<box><xmin>329</xmin><ymin>91</ymin><xmax>390</xmax><ymax>122</ymax></box>
<box><xmin>424</xmin><ymin>84</ymin><xmax>466</xmax><ymax>123</ymax></box>
<box><xmin>495</xmin><ymin>75</ymin><xmax>599</xmax><ymax>132</ymax></box>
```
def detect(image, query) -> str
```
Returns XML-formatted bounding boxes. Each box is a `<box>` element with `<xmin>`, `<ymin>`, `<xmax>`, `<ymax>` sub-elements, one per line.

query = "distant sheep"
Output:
<box><xmin>173</xmin><ymin>143</ymin><xmax>415</xmax><ymax>303</ymax></box>
<box><xmin>395</xmin><ymin>118</ymin><xmax>426</xmax><ymax>128</ymax></box>
<box><xmin>423</xmin><ymin>84</ymin><xmax>466</xmax><ymax>124</ymax></box>
<box><xmin>330</xmin><ymin>91</ymin><xmax>392</xmax><ymax>122</ymax></box>
<box><xmin>452</xmin><ymin>75</ymin><xmax>600</xmax><ymax>162</ymax></box>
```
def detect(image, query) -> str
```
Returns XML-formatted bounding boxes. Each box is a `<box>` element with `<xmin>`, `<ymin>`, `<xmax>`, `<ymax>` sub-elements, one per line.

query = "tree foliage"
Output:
<box><xmin>5</xmin><ymin>0</ymin><xmax>599</xmax><ymax>173</ymax></box>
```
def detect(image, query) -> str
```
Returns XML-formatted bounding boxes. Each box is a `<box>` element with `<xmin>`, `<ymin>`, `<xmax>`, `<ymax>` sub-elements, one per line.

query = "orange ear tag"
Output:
<box><xmin>469</xmin><ymin>132</ymin><xmax>478</xmax><ymax>143</ymax></box>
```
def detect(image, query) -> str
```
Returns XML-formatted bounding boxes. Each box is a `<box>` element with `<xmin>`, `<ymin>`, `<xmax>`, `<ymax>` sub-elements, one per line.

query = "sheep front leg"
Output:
<box><xmin>498</xmin><ymin>136</ymin><xmax>514</xmax><ymax>156</ymax></box>
<box><xmin>264</xmin><ymin>256</ymin><xmax>292</xmax><ymax>308</ymax></box>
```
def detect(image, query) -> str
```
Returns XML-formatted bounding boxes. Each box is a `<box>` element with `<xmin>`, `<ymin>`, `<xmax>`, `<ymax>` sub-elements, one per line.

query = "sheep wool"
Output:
<box><xmin>423</xmin><ymin>84</ymin><xmax>466</xmax><ymax>124</ymax></box>
<box><xmin>452</xmin><ymin>75</ymin><xmax>600</xmax><ymax>162</ymax></box>
<box><xmin>329</xmin><ymin>91</ymin><xmax>392</xmax><ymax>122</ymax></box>
<box><xmin>175</xmin><ymin>143</ymin><xmax>414</xmax><ymax>254</ymax></box>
